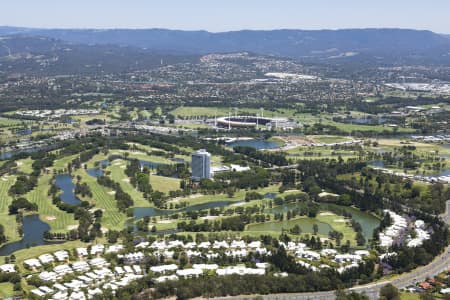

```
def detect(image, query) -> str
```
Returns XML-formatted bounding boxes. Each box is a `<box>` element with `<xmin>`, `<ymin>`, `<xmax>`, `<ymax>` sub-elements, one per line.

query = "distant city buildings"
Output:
<box><xmin>191</xmin><ymin>149</ymin><xmax>211</xmax><ymax>181</ymax></box>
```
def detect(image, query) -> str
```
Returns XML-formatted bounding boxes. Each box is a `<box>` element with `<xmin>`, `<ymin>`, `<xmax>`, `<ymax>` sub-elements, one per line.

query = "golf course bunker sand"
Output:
<box><xmin>157</xmin><ymin>220</ymin><xmax>173</xmax><ymax>224</ymax></box>
<box><xmin>169</xmin><ymin>194</ymin><xmax>204</xmax><ymax>203</ymax></box>
<box><xmin>333</xmin><ymin>219</ymin><xmax>346</xmax><ymax>223</ymax></box>
<box><xmin>201</xmin><ymin>216</ymin><xmax>219</xmax><ymax>220</ymax></box>
<box><xmin>107</xmin><ymin>191</ymin><xmax>116</xmax><ymax>195</ymax></box>
<box><xmin>319</xmin><ymin>212</ymin><xmax>334</xmax><ymax>216</ymax></box>
<box><xmin>45</xmin><ymin>215</ymin><xmax>57</xmax><ymax>221</ymax></box>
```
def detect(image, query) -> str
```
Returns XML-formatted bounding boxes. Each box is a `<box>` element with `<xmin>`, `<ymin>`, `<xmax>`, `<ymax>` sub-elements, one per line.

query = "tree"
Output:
<box><xmin>379</xmin><ymin>284</ymin><xmax>400</xmax><ymax>300</ymax></box>
<box><xmin>313</xmin><ymin>223</ymin><xmax>319</xmax><ymax>235</ymax></box>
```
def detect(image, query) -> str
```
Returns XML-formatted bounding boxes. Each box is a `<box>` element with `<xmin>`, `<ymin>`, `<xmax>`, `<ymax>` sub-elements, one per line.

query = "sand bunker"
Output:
<box><xmin>318</xmin><ymin>212</ymin><xmax>334</xmax><ymax>216</ymax></box>
<box><xmin>333</xmin><ymin>219</ymin><xmax>346</xmax><ymax>223</ymax></box>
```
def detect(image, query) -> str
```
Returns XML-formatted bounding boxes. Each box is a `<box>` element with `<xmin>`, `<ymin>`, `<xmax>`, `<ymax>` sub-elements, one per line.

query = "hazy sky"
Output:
<box><xmin>2</xmin><ymin>0</ymin><xmax>449</xmax><ymax>33</ymax></box>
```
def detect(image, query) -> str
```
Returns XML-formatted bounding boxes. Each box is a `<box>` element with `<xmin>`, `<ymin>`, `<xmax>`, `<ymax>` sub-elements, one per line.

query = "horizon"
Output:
<box><xmin>0</xmin><ymin>25</ymin><xmax>447</xmax><ymax>35</ymax></box>
<box><xmin>1</xmin><ymin>0</ymin><xmax>450</xmax><ymax>34</ymax></box>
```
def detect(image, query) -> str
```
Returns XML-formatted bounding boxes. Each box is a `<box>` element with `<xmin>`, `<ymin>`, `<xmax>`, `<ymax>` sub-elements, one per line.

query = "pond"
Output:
<box><xmin>0</xmin><ymin>215</ymin><xmax>62</xmax><ymax>256</ymax></box>
<box><xmin>264</xmin><ymin>193</ymin><xmax>277</xmax><ymax>199</ymax></box>
<box><xmin>227</xmin><ymin>139</ymin><xmax>279</xmax><ymax>150</ymax></box>
<box><xmin>132</xmin><ymin>200</ymin><xmax>243</xmax><ymax>219</ymax></box>
<box><xmin>350</xmin><ymin>117</ymin><xmax>388</xmax><ymax>125</ymax></box>
<box><xmin>55</xmin><ymin>174</ymin><xmax>82</xmax><ymax>205</ymax></box>
<box><xmin>87</xmin><ymin>168</ymin><xmax>104</xmax><ymax>178</ymax></box>
<box><xmin>0</xmin><ymin>146</ymin><xmax>49</xmax><ymax>160</ymax></box>
<box><xmin>368</xmin><ymin>160</ymin><xmax>385</xmax><ymax>167</ymax></box>
<box><xmin>87</xmin><ymin>158</ymin><xmax>167</xmax><ymax>178</ymax></box>
<box><xmin>139</xmin><ymin>160</ymin><xmax>164</xmax><ymax>169</ymax></box>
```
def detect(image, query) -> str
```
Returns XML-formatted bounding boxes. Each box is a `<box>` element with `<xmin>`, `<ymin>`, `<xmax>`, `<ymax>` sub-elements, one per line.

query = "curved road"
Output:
<box><xmin>216</xmin><ymin>200</ymin><xmax>450</xmax><ymax>300</ymax></box>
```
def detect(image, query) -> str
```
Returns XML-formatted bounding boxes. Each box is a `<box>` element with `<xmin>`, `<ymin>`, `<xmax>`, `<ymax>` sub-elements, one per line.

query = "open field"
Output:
<box><xmin>170</xmin><ymin>106</ymin><xmax>294</xmax><ymax>118</ymax></box>
<box><xmin>0</xmin><ymin>117</ymin><xmax>30</xmax><ymax>127</ymax></box>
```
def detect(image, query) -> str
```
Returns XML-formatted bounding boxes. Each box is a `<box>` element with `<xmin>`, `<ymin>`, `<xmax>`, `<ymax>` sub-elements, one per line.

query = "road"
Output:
<box><xmin>215</xmin><ymin>200</ymin><xmax>450</xmax><ymax>300</ymax></box>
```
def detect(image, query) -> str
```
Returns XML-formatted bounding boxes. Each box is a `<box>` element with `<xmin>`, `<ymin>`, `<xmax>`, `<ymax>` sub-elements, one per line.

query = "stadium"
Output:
<box><xmin>216</xmin><ymin>115</ymin><xmax>276</xmax><ymax>128</ymax></box>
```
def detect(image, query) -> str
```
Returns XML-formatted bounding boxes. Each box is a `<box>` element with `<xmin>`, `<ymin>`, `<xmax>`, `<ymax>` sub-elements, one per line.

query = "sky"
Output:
<box><xmin>1</xmin><ymin>0</ymin><xmax>449</xmax><ymax>33</ymax></box>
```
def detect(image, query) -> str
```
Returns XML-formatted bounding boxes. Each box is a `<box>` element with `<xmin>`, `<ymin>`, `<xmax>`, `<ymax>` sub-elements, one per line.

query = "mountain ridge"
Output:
<box><xmin>1</xmin><ymin>27</ymin><xmax>450</xmax><ymax>66</ymax></box>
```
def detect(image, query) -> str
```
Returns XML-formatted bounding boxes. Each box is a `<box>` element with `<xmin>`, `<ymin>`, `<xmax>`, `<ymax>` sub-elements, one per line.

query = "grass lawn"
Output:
<box><xmin>168</xmin><ymin>185</ymin><xmax>281</xmax><ymax>206</ymax></box>
<box><xmin>110</xmin><ymin>149</ymin><xmax>175</xmax><ymax>165</ymax></box>
<box><xmin>52</xmin><ymin>154</ymin><xmax>80</xmax><ymax>171</ymax></box>
<box><xmin>0</xmin><ymin>282</ymin><xmax>16</xmax><ymax>298</ymax></box>
<box><xmin>150</xmin><ymin>174</ymin><xmax>181</xmax><ymax>194</ymax></box>
<box><xmin>246</xmin><ymin>211</ymin><xmax>357</xmax><ymax>246</ymax></box>
<box><xmin>309</xmin><ymin>135</ymin><xmax>353</xmax><ymax>144</ymax></box>
<box><xmin>0</xmin><ymin>240</ymin><xmax>92</xmax><ymax>267</ymax></box>
<box><xmin>170</xmin><ymin>106</ymin><xmax>294</xmax><ymax>118</ymax></box>
<box><xmin>0</xmin><ymin>117</ymin><xmax>29</xmax><ymax>127</ymax></box>
<box><xmin>0</xmin><ymin>175</ymin><xmax>21</xmax><ymax>244</ymax></box>
<box><xmin>400</xmin><ymin>292</ymin><xmax>420</xmax><ymax>300</ymax></box>
<box><xmin>16</xmin><ymin>157</ymin><xmax>34</xmax><ymax>174</ymax></box>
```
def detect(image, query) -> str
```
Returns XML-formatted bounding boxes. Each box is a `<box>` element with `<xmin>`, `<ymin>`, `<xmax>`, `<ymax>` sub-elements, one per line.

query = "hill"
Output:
<box><xmin>0</xmin><ymin>35</ymin><xmax>199</xmax><ymax>75</ymax></box>
<box><xmin>1</xmin><ymin>27</ymin><xmax>450</xmax><ymax>65</ymax></box>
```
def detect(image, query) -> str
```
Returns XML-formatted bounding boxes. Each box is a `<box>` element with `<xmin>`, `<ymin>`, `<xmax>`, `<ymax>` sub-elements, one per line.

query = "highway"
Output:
<box><xmin>215</xmin><ymin>200</ymin><xmax>450</xmax><ymax>300</ymax></box>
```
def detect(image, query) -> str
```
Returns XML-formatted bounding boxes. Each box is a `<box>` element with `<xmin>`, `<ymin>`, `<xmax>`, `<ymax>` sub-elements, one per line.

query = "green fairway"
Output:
<box><xmin>168</xmin><ymin>185</ymin><xmax>281</xmax><ymax>206</ymax></box>
<box><xmin>74</xmin><ymin>169</ymin><xmax>127</xmax><ymax>231</ymax></box>
<box><xmin>25</xmin><ymin>173</ymin><xmax>78</xmax><ymax>232</ymax></box>
<box><xmin>170</xmin><ymin>106</ymin><xmax>288</xmax><ymax>118</ymax></box>
<box><xmin>107</xmin><ymin>163</ymin><xmax>150</xmax><ymax>208</ymax></box>
<box><xmin>0</xmin><ymin>117</ymin><xmax>30</xmax><ymax>127</ymax></box>
<box><xmin>16</xmin><ymin>157</ymin><xmax>33</xmax><ymax>174</ymax></box>
<box><xmin>246</xmin><ymin>211</ymin><xmax>357</xmax><ymax>246</ymax></box>
<box><xmin>310</xmin><ymin>135</ymin><xmax>353</xmax><ymax>144</ymax></box>
<box><xmin>0</xmin><ymin>175</ymin><xmax>21</xmax><ymax>244</ymax></box>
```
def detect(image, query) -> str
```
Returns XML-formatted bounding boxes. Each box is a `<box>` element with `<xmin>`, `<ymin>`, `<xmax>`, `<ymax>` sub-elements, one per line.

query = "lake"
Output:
<box><xmin>227</xmin><ymin>139</ymin><xmax>279</xmax><ymax>150</ymax></box>
<box><xmin>55</xmin><ymin>174</ymin><xmax>82</xmax><ymax>205</ymax></box>
<box><xmin>87</xmin><ymin>168</ymin><xmax>104</xmax><ymax>178</ymax></box>
<box><xmin>0</xmin><ymin>215</ymin><xmax>62</xmax><ymax>256</ymax></box>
